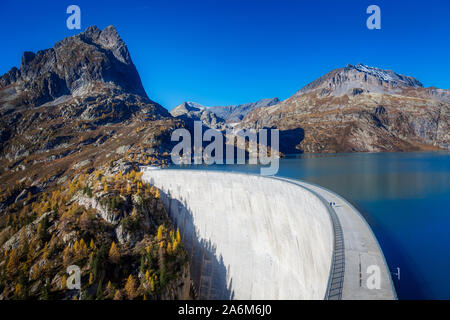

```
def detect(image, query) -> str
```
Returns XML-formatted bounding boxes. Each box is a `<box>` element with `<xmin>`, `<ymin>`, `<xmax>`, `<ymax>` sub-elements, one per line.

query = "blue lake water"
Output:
<box><xmin>174</xmin><ymin>152</ymin><xmax>450</xmax><ymax>299</ymax></box>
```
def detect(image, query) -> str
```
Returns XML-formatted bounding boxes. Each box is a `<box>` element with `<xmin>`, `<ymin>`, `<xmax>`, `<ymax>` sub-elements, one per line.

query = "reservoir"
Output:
<box><xmin>173</xmin><ymin>151</ymin><xmax>450</xmax><ymax>299</ymax></box>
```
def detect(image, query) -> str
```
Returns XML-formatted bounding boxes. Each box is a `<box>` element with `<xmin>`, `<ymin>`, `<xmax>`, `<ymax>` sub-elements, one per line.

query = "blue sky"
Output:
<box><xmin>1</xmin><ymin>0</ymin><xmax>449</xmax><ymax>110</ymax></box>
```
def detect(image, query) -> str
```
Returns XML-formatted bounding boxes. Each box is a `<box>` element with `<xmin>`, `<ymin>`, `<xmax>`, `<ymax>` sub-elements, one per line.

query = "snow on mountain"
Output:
<box><xmin>296</xmin><ymin>63</ymin><xmax>423</xmax><ymax>97</ymax></box>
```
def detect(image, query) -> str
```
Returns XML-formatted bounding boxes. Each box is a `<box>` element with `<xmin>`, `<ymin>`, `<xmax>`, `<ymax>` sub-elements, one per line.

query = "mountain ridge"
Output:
<box><xmin>240</xmin><ymin>63</ymin><xmax>449</xmax><ymax>153</ymax></box>
<box><xmin>170</xmin><ymin>97</ymin><xmax>279</xmax><ymax>129</ymax></box>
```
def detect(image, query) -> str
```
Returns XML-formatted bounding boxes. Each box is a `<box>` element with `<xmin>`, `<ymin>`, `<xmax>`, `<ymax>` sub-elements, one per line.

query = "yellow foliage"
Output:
<box><xmin>172</xmin><ymin>239</ymin><xmax>178</xmax><ymax>252</ymax></box>
<box><xmin>43</xmin><ymin>242</ymin><xmax>49</xmax><ymax>259</ymax></box>
<box><xmin>61</xmin><ymin>275</ymin><xmax>67</xmax><ymax>289</ymax></box>
<box><xmin>106</xmin><ymin>281</ymin><xmax>112</xmax><ymax>293</ymax></box>
<box><xmin>73</xmin><ymin>240</ymin><xmax>79</xmax><ymax>252</ymax></box>
<box><xmin>156</xmin><ymin>225</ymin><xmax>164</xmax><ymax>241</ymax></box>
<box><xmin>114</xmin><ymin>290</ymin><xmax>123</xmax><ymax>300</ymax></box>
<box><xmin>63</xmin><ymin>245</ymin><xmax>71</xmax><ymax>265</ymax></box>
<box><xmin>109</xmin><ymin>241</ymin><xmax>120</xmax><ymax>263</ymax></box>
<box><xmin>6</xmin><ymin>248</ymin><xmax>19</xmax><ymax>276</ymax></box>
<box><xmin>125</xmin><ymin>274</ymin><xmax>137</xmax><ymax>300</ymax></box>
<box><xmin>14</xmin><ymin>284</ymin><xmax>22</xmax><ymax>297</ymax></box>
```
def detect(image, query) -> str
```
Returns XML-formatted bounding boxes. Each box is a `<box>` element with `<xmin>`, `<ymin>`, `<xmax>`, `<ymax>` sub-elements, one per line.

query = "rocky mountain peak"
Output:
<box><xmin>170</xmin><ymin>102</ymin><xmax>205</xmax><ymax>118</ymax></box>
<box><xmin>297</xmin><ymin>63</ymin><xmax>424</xmax><ymax>97</ymax></box>
<box><xmin>346</xmin><ymin>63</ymin><xmax>423</xmax><ymax>88</ymax></box>
<box><xmin>77</xmin><ymin>25</ymin><xmax>131</xmax><ymax>65</ymax></box>
<box><xmin>0</xmin><ymin>25</ymin><xmax>148</xmax><ymax>107</ymax></box>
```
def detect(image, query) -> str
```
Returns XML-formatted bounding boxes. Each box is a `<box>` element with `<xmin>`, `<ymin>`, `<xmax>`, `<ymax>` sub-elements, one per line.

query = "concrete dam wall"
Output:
<box><xmin>143</xmin><ymin>170</ymin><xmax>334</xmax><ymax>300</ymax></box>
<box><xmin>142</xmin><ymin>169</ymin><xmax>396</xmax><ymax>300</ymax></box>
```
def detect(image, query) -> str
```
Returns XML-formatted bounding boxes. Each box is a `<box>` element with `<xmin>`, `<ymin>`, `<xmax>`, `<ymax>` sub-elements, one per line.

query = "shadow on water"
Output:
<box><xmin>147</xmin><ymin>176</ymin><xmax>234</xmax><ymax>300</ymax></box>
<box><xmin>278</xmin><ymin>127</ymin><xmax>305</xmax><ymax>154</ymax></box>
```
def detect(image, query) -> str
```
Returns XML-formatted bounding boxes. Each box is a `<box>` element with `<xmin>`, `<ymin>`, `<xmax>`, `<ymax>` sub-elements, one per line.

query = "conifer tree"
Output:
<box><xmin>14</xmin><ymin>283</ymin><xmax>23</xmax><ymax>299</ymax></box>
<box><xmin>6</xmin><ymin>248</ymin><xmax>19</xmax><ymax>277</ymax></box>
<box><xmin>106</xmin><ymin>281</ymin><xmax>112</xmax><ymax>294</ymax></box>
<box><xmin>125</xmin><ymin>274</ymin><xmax>137</xmax><ymax>300</ymax></box>
<box><xmin>113</xmin><ymin>289</ymin><xmax>122</xmax><ymax>300</ymax></box>
<box><xmin>157</xmin><ymin>225</ymin><xmax>164</xmax><ymax>241</ymax></box>
<box><xmin>108</xmin><ymin>242</ymin><xmax>120</xmax><ymax>263</ymax></box>
<box><xmin>61</xmin><ymin>275</ymin><xmax>67</xmax><ymax>289</ymax></box>
<box><xmin>90</xmin><ymin>239</ymin><xmax>95</xmax><ymax>250</ymax></box>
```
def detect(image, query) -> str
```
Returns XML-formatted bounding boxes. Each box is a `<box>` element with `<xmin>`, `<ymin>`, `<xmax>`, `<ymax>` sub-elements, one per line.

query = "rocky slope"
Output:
<box><xmin>241</xmin><ymin>63</ymin><xmax>449</xmax><ymax>153</ymax></box>
<box><xmin>0</xmin><ymin>26</ymin><xmax>190</xmax><ymax>300</ymax></box>
<box><xmin>0</xmin><ymin>25</ymin><xmax>182</xmax><ymax>189</ymax></box>
<box><xmin>170</xmin><ymin>98</ymin><xmax>279</xmax><ymax>129</ymax></box>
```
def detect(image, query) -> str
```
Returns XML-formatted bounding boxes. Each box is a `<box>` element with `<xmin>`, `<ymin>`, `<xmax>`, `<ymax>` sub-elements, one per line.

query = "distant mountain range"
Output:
<box><xmin>170</xmin><ymin>98</ymin><xmax>280</xmax><ymax>129</ymax></box>
<box><xmin>167</xmin><ymin>63</ymin><xmax>449</xmax><ymax>153</ymax></box>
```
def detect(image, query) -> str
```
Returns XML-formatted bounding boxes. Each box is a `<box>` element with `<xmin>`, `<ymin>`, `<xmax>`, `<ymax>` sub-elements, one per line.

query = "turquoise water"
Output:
<box><xmin>175</xmin><ymin>152</ymin><xmax>450</xmax><ymax>299</ymax></box>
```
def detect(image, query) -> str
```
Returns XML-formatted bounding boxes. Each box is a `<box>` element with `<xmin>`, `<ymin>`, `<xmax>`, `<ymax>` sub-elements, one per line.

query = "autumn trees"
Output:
<box><xmin>0</xmin><ymin>158</ymin><xmax>187</xmax><ymax>300</ymax></box>
<box><xmin>108</xmin><ymin>242</ymin><xmax>120</xmax><ymax>264</ymax></box>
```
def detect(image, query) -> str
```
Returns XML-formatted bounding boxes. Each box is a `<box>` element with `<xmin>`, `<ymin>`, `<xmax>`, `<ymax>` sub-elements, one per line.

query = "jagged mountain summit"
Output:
<box><xmin>0</xmin><ymin>25</ymin><xmax>170</xmax><ymax>123</ymax></box>
<box><xmin>1</xmin><ymin>25</ymin><xmax>149</xmax><ymax>104</ymax></box>
<box><xmin>0</xmin><ymin>25</ymin><xmax>177</xmax><ymax>188</ymax></box>
<box><xmin>241</xmin><ymin>64</ymin><xmax>449</xmax><ymax>153</ymax></box>
<box><xmin>170</xmin><ymin>97</ymin><xmax>279</xmax><ymax>129</ymax></box>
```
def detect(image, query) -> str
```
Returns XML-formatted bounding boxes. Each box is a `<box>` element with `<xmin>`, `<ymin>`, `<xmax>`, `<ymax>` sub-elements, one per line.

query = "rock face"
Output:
<box><xmin>170</xmin><ymin>98</ymin><xmax>279</xmax><ymax>129</ymax></box>
<box><xmin>240</xmin><ymin>64</ymin><xmax>449</xmax><ymax>153</ymax></box>
<box><xmin>296</xmin><ymin>63</ymin><xmax>424</xmax><ymax>97</ymax></box>
<box><xmin>1</xmin><ymin>25</ymin><xmax>149</xmax><ymax>104</ymax></box>
<box><xmin>0</xmin><ymin>25</ymin><xmax>170</xmax><ymax>130</ymax></box>
<box><xmin>0</xmin><ymin>25</ymin><xmax>178</xmax><ymax>189</ymax></box>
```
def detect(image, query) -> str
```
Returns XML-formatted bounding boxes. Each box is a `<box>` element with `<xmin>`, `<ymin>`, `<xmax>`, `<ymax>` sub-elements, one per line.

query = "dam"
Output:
<box><xmin>142</xmin><ymin>169</ymin><xmax>396</xmax><ymax>300</ymax></box>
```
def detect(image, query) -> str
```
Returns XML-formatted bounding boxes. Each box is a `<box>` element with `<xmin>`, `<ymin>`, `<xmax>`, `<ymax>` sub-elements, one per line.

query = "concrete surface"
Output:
<box><xmin>275</xmin><ymin>177</ymin><xmax>396</xmax><ymax>300</ymax></box>
<box><xmin>142</xmin><ymin>169</ymin><xmax>396</xmax><ymax>300</ymax></box>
